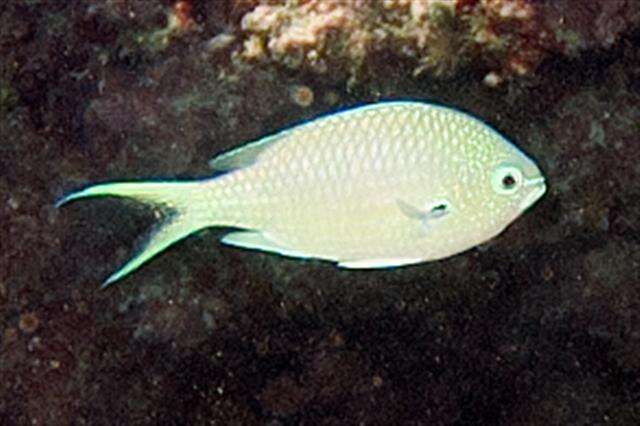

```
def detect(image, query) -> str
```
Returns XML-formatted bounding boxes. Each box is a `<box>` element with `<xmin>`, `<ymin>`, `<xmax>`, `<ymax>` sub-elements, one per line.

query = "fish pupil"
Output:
<box><xmin>502</xmin><ymin>174</ymin><xmax>516</xmax><ymax>189</ymax></box>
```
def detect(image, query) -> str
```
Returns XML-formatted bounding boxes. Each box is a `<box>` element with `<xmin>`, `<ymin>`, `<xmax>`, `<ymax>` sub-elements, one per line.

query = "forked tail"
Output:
<box><xmin>56</xmin><ymin>180</ymin><xmax>211</xmax><ymax>287</ymax></box>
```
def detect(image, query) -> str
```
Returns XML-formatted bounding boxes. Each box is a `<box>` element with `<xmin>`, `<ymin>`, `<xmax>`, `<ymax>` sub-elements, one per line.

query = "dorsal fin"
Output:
<box><xmin>208</xmin><ymin>130</ymin><xmax>290</xmax><ymax>171</ymax></box>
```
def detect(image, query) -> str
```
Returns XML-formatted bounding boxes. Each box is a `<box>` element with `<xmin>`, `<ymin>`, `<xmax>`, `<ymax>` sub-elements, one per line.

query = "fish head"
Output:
<box><xmin>482</xmin><ymin>142</ymin><xmax>547</xmax><ymax>227</ymax></box>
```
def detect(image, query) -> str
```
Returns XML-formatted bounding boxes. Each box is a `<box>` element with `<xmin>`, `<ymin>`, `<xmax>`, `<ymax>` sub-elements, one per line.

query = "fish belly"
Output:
<box><xmin>214</xmin><ymin>167</ymin><xmax>428</xmax><ymax>262</ymax></box>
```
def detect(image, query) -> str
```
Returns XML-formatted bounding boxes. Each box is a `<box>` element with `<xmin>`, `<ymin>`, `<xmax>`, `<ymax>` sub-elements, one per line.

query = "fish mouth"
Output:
<box><xmin>519</xmin><ymin>176</ymin><xmax>547</xmax><ymax>210</ymax></box>
<box><xmin>523</xmin><ymin>176</ymin><xmax>545</xmax><ymax>188</ymax></box>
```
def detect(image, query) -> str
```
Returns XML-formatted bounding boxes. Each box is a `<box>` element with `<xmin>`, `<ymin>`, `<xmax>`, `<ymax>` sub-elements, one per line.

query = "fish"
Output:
<box><xmin>57</xmin><ymin>101</ymin><xmax>547</xmax><ymax>287</ymax></box>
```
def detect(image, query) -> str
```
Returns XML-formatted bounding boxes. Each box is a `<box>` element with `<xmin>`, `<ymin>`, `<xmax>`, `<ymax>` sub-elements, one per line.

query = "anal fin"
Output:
<box><xmin>221</xmin><ymin>231</ymin><xmax>311</xmax><ymax>259</ymax></box>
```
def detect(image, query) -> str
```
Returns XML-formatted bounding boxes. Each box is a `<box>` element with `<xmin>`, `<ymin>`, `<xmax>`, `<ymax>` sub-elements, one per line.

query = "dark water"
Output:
<box><xmin>2</xmin><ymin>1</ymin><xmax>640</xmax><ymax>424</ymax></box>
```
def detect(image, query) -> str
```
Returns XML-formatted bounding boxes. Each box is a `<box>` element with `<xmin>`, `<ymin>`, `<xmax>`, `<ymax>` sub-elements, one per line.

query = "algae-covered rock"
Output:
<box><xmin>0</xmin><ymin>79</ymin><xmax>18</xmax><ymax>115</ymax></box>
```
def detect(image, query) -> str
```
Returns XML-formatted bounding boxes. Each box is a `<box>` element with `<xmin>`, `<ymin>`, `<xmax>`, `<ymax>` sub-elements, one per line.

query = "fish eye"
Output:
<box><xmin>491</xmin><ymin>165</ymin><xmax>522</xmax><ymax>195</ymax></box>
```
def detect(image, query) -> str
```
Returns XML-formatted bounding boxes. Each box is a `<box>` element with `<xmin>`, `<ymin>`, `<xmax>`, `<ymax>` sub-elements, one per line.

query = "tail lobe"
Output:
<box><xmin>56</xmin><ymin>180</ymin><xmax>211</xmax><ymax>287</ymax></box>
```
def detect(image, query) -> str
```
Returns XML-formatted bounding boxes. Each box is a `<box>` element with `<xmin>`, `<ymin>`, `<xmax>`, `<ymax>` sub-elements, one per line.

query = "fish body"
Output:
<box><xmin>57</xmin><ymin>101</ymin><xmax>546</xmax><ymax>286</ymax></box>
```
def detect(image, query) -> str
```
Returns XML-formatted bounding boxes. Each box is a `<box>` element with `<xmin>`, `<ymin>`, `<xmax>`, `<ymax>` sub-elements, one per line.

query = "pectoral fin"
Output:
<box><xmin>396</xmin><ymin>199</ymin><xmax>424</xmax><ymax>220</ymax></box>
<box><xmin>396</xmin><ymin>198</ymin><xmax>451</xmax><ymax>232</ymax></box>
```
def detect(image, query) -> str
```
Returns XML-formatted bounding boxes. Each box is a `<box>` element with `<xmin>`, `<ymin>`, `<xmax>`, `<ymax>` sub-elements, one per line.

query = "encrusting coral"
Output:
<box><xmin>121</xmin><ymin>0</ymin><xmax>639</xmax><ymax>86</ymax></box>
<box><xmin>229</xmin><ymin>0</ymin><xmax>639</xmax><ymax>85</ymax></box>
<box><xmin>233</xmin><ymin>0</ymin><xmax>542</xmax><ymax>83</ymax></box>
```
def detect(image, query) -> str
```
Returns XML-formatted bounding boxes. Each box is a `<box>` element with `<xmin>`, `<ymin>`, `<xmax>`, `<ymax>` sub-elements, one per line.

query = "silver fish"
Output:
<box><xmin>57</xmin><ymin>101</ymin><xmax>547</xmax><ymax>286</ymax></box>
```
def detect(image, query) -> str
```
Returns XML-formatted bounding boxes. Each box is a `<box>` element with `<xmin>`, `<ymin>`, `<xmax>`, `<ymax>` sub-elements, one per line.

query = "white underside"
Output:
<box><xmin>221</xmin><ymin>230</ymin><xmax>427</xmax><ymax>268</ymax></box>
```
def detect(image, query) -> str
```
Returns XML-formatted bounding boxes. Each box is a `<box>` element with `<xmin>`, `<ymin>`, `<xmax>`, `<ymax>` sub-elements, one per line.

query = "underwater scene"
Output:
<box><xmin>1</xmin><ymin>0</ymin><xmax>639</xmax><ymax>424</ymax></box>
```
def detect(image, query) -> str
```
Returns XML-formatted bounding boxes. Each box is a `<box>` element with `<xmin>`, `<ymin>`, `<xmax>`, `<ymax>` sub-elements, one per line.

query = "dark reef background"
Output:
<box><xmin>1</xmin><ymin>1</ymin><xmax>640</xmax><ymax>424</ymax></box>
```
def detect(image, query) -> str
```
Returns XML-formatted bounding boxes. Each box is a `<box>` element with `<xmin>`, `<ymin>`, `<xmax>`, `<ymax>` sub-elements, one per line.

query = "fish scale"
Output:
<box><xmin>57</xmin><ymin>101</ymin><xmax>546</xmax><ymax>286</ymax></box>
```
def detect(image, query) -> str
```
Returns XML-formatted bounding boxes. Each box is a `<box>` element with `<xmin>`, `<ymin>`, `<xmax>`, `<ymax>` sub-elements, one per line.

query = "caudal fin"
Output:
<box><xmin>56</xmin><ymin>180</ymin><xmax>210</xmax><ymax>287</ymax></box>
